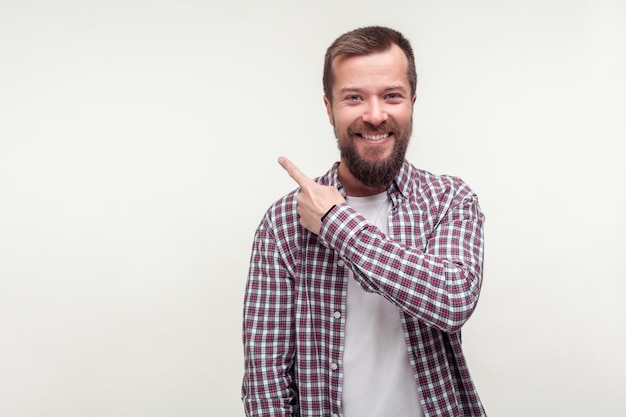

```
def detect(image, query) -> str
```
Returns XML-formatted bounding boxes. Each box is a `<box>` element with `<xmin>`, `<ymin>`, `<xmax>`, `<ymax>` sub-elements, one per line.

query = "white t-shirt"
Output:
<box><xmin>342</xmin><ymin>192</ymin><xmax>424</xmax><ymax>417</ymax></box>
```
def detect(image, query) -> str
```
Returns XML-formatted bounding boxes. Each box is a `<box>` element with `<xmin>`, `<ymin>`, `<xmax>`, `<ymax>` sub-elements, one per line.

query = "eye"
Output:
<box><xmin>346</xmin><ymin>94</ymin><xmax>362</xmax><ymax>102</ymax></box>
<box><xmin>385</xmin><ymin>93</ymin><xmax>402</xmax><ymax>101</ymax></box>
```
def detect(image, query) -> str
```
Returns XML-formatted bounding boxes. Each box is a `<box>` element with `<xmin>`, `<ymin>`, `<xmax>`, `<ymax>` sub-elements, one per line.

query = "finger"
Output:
<box><xmin>278</xmin><ymin>156</ymin><xmax>313</xmax><ymax>187</ymax></box>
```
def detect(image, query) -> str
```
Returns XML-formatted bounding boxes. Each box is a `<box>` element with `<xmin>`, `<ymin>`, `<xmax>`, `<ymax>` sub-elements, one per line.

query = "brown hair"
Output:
<box><xmin>323</xmin><ymin>26</ymin><xmax>417</xmax><ymax>101</ymax></box>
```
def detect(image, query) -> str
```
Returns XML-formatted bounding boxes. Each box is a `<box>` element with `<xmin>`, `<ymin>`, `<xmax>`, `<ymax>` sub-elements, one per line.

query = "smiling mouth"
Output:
<box><xmin>357</xmin><ymin>132</ymin><xmax>392</xmax><ymax>141</ymax></box>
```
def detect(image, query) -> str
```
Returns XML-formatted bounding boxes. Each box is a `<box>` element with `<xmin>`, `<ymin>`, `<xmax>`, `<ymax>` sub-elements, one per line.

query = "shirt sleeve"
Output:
<box><xmin>242</xmin><ymin>216</ymin><xmax>297</xmax><ymax>417</ymax></box>
<box><xmin>318</xmin><ymin>183</ymin><xmax>485</xmax><ymax>334</ymax></box>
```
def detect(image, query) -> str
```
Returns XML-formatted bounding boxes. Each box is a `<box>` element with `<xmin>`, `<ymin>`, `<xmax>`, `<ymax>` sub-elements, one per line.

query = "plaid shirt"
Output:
<box><xmin>242</xmin><ymin>161</ymin><xmax>486</xmax><ymax>417</ymax></box>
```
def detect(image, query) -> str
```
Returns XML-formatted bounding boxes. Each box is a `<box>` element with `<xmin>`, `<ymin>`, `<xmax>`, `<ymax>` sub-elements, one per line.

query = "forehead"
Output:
<box><xmin>331</xmin><ymin>44</ymin><xmax>410</xmax><ymax>93</ymax></box>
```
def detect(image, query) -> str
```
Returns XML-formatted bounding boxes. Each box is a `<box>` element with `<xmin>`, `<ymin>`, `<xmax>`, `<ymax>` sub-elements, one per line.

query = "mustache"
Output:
<box><xmin>347</xmin><ymin>121</ymin><xmax>399</xmax><ymax>135</ymax></box>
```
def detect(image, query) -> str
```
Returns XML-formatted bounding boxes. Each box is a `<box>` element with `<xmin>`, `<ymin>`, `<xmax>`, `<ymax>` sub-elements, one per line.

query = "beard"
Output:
<box><xmin>335</xmin><ymin>118</ymin><xmax>412</xmax><ymax>190</ymax></box>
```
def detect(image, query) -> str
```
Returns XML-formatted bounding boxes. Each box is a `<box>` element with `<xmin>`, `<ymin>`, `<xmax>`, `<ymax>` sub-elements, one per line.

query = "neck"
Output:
<box><xmin>337</xmin><ymin>161</ymin><xmax>389</xmax><ymax>197</ymax></box>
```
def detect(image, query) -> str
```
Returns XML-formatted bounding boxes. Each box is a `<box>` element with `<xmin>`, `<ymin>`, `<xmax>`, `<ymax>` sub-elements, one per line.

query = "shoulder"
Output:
<box><xmin>400</xmin><ymin>162</ymin><xmax>480</xmax><ymax>212</ymax></box>
<box><xmin>257</xmin><ymin>189</ymin><xmax>299</xmax><ymax>241</ymax></box>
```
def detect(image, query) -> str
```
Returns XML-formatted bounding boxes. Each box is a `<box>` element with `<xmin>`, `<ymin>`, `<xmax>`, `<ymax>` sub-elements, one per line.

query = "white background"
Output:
<box><xmin>1</xmin><ymin>0</ymin><xmax>624</xmax><ymax>416</ymax></box>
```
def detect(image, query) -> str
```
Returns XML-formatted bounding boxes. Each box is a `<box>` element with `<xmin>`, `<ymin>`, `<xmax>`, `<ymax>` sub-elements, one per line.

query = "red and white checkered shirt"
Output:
<box><xmin>242</xmin><ymin>161</ymin><xmax>486</xmax><ymax>417</ymax></box>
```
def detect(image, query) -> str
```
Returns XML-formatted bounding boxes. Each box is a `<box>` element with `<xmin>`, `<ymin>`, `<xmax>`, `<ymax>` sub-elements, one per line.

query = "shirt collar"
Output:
<box><xmin>317</xmin><ymin>160</ymin><xmax>414</xmax><ymax>202</ymax></box>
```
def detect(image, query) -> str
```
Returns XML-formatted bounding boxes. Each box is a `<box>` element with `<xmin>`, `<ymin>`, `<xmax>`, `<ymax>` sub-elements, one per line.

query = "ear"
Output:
<box><xmin>323</xmin><ymin>95</ymin><xmax>334</xmax><ymax>126</ymax></box>
<box><xmin>412</xmin><ymin>93</ymin><xmax>417</xmax><ymax>104</ymax></box>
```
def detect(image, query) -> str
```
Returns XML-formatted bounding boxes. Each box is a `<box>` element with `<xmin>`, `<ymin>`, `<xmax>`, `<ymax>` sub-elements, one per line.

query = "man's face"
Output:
<box><xmin>324</xmin><ymin>44</ymin><xmax>416</xmax><ymax>190</ymax></box>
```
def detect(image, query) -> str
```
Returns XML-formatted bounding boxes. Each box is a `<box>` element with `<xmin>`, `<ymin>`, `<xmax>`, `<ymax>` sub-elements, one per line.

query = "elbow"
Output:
<box><xmin>434</xmin><ymin>269</ymin><xmax>482</xmax><ymax>333</ymax></box>
<box><xmin>442</xmin><ymin>283</ymin><xmax>481</xmax><ymax>333</ymax></box>
<box><xmin>442</xmin><ymin>301</ymin><xmax>478</xmax><ymax>333</ymax></box>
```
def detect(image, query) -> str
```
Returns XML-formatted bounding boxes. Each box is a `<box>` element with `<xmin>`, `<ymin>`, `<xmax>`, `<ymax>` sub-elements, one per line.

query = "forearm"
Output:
<box><xmin>319</xmin><ymin>201</ymin><xmax>484</xmax><ymax>333</ymax></box>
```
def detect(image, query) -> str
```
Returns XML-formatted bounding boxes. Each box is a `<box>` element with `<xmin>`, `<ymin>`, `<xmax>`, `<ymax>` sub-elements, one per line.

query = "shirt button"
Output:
<box><xmin>330</xmin><ymin>362</ymin><xmax>338</xmax><ymax>371</ymax></box>
<box><xmin>337</xmin><ymin>260</ymin><xmax>345</xmax><ymax>267</ymax></box>
<box><xmin>333</xmin><ymin>311</ymin><xmax>341</xmax><ymax>319</ymax></box>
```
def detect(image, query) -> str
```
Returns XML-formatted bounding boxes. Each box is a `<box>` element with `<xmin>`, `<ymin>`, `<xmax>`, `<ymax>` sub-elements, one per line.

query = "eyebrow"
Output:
<box><xmin>338</xmin><ymin>87</ymin><xmax>364</xmax><ymax>94</ymax></box>
<box><xmin>338</xmin><ymin>85</ymin><xmax>409</xmax><ymax>94</ymax></box>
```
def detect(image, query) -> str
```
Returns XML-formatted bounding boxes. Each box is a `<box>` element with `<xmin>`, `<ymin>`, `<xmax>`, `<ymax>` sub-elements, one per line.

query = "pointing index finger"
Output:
<box><xmin>278</xmin><ymin>156</ymin><xmax>312</xmax><ymax>187</ymax></box>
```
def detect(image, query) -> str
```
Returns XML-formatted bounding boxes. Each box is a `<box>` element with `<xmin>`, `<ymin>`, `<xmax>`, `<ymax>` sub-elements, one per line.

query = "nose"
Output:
<box><xmin>362</xmin><ymin>98</ymin><xmax>388</xmax><ymax>126</ymax></box>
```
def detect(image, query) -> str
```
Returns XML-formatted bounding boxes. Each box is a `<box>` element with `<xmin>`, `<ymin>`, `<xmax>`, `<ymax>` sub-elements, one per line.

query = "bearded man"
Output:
<box><xmin>242</xmin><ymin>26</ymin><xmax>487</xmax><ymax>417</ymax></box>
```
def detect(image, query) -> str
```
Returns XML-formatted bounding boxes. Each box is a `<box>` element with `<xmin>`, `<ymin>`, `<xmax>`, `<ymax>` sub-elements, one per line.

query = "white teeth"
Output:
<box><xmin>362</xmin><ymin>133</ymin><xmax>389</xmax><ymax>141</ymax></box>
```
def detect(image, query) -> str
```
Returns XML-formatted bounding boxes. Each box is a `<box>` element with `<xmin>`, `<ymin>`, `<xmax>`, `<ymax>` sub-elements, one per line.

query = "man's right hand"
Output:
<box><xmin>278</xmin><ymin>156</ymin><xmax>346</xmax><ymax>235</ymax></box>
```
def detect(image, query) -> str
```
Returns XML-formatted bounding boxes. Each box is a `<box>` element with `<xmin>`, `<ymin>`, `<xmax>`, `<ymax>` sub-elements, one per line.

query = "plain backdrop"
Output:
<box><xmin>1</xmin><ymin>0</ymin><xmax>625</xmax><ymax>416</ymax></box>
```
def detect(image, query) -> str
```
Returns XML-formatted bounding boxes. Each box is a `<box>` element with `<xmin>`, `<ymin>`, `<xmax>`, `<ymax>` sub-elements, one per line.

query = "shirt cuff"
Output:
<box><xmin>318</xmin><ymin>203</ymin><xmax>368</xmax><ymax>252</ymax></box>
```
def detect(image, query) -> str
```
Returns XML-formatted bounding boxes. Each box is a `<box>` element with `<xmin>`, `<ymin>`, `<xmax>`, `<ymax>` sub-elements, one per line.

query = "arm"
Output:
<box><xmin>276</xmin><ymin>157</ymin><xmax>484</xmax><ymax>333</ymax></box>
<box><xmin>319</xmin><ymin>188</ymin><xmax>484</xmax><ymax>333</ymax></box>
<box><xmin>242</xmin><ymin>217</ymin><xmax>297</xmax><ymax>417</ymax></box>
